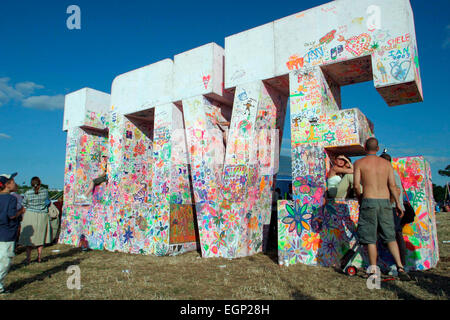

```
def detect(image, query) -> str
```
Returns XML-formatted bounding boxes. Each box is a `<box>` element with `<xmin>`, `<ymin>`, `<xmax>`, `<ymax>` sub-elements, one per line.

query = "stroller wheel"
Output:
<box><xmin>346</xmin><ymin>266</ymin><xmax>357</xmax><ymax>276</ymax></box>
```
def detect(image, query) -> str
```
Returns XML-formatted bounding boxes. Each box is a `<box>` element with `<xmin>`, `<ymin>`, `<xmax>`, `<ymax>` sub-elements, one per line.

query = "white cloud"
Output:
<box><xmin>0</xmin><ymin>77</ymin><xmax>63</xmax><ymax>111</ymax></box>
<box><xmin>22</xmin><ymin>94</ymin><xmax>65</xmax><ymax>110</ymax></box>
<box><xmin>15</xmin><ymin>81</ymin><xmax>44</xmax><ymax>96</ymax></box>
<box><xmin>0</xmin><ymin>133</ymin><xmax>11</xmax><ymax>139</ymax></box>
<box><xmin>423</xmin><ymin>155</ymin><xmax>450</xmax><ymax>164</ymax></box>
<box><xmin>0</xmin><ymin>77</ymin><xmax>24</xmax><ymax>106</ymax></box>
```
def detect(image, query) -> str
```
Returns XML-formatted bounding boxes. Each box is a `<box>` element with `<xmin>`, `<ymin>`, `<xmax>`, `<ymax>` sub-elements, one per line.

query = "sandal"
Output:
<box><xmin>396</xmin><ymin>266</ymin><xmax>411</xmax><ymax>281</ymax></box>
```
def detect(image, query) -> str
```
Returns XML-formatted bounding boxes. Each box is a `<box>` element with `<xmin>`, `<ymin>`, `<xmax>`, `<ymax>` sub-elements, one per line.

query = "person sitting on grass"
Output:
<box><xmin>78</xmin><ymin>155</ymin><xmax>108</xmax><ymax>202</ymax></box>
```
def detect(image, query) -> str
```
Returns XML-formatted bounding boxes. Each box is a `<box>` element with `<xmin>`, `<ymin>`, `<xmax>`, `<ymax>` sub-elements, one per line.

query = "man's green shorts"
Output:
<box><xmin>357</xmin><ymin>198</ymin><xmax>396</xmax><ymax>244</ymax></box>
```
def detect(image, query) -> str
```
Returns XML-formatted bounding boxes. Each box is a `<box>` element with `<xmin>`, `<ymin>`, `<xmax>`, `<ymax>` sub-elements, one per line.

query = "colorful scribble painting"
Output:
<box><xmin>169</xmin><ymin>204</ymin><xmax>196</xmax><ymax>244</ymax></box>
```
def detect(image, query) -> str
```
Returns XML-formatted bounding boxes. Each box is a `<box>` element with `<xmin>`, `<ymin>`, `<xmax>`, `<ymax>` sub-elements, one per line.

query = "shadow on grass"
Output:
<box><xmin>379</xmin><ymin>271</ymin><xmax>450</xmax><ymax>299</ymax></box>
<box><xmin>6</xmin><ymin>258</ymin><xmax>83</xmax><ymax>293</ymax></box>
<box><xmin>14</xmin><ymin>245</ymin><xmax>27</xmax><ymax>255</ymax></box>
<box><xmin>10</xmin><ymin>247</ymin><xmax>82</xmax><ymax>273</ymax></box>
<box><xmin>381</xmin><ymin>281</ymin><xmax>421</xmax><ymax>300</ymax></box>
<box><xmin>408</xmin><ymin>271</ymin><xmax>450</xmax><ymax>297</ymax></box>
<box><xmin>40</xmin><ymin>247</ymin><xmax>83</xmax><ymax>263</ymax></box>
<box><xmin>290</xmin><ymin>289</ymin><xmax>315</xmax><ymax>300</ymax></box>
<box><xmin>276</xmin><ymin>270</ymin><xmax>315</xmax><ymax>300</ymax></box>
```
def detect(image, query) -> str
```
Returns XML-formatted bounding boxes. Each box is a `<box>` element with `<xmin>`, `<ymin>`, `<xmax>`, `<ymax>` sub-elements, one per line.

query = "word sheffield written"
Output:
<box><xmin>179</xmin><ymin>304</ymin><xmax>270</xmax><ymax>317</ymax></box>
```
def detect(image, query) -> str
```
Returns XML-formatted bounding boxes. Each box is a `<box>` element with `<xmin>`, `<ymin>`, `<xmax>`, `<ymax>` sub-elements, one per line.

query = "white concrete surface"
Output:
<box><xmin>224</xmin><ymin>0</ymin><xmax>419</xmax><ymax>93</ymax></box>
<box><xmin>111</xmin><ymin>59</ymin><xmax>174</xmax><ymax>115</ymax></box>
<box><xmin>225</xmin><ymin>22</ymin><xmax>275</xmax><ymax>89</ymax></box>
<box><xmin>63</xmin><ymin>88</ymin><xmax>110</xmax><ymax>131</ymax></box>
<box><xmin>173</xmin><ymin>43</ymin><xmax>230</xmax><ymax>103</ymax></box>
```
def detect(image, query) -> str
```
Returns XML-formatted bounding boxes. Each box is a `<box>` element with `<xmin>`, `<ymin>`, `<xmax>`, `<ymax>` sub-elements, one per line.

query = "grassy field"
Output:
<box><xmin>1</xmin><ymin>212</ymin><xmax>449</xmax><ymax>300</ymax></box>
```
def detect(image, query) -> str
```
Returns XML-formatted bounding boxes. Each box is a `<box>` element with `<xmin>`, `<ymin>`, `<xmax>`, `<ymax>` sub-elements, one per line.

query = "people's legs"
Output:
<box><xmin>378</xmin><ymin>200</ymin><xmax>410</xmax><ymax>279</ymax></box>
<box><xmin>367</xmin><ymin>243</ymin><xmax>378</xmax><ymax>271</ymax></box>
<box><xmin>386</xmin><ymin>241</ymin><xmax>404</xmax><ymax>268</ymax></box>
<box><xmin>0</xmin><ymin>242</ymin><xmax>15</xmax><ymax>292</ymax></box>
<box><xmin>357</xmin><ymin>199</ymin><xmax>378</xmax><ymax>274</ymax></box>
<box><xmin>37</xmin><ymin>246</ymin><xmax>43</xmax><ymax>262</ymax></box>
<box><xmin>396</xmin><ymin>231</ymin><xmax>407</xmax><ymax>266</ymax></box>
<box><xmin>84</xmin><ymin>181</ymin><xmax>95</xmax><ymax>197</ymax></box>
<box><xmin>393</xmin><ymin>208</ymin><xmax>407</xmax><ymax>266</ymax></box>
<box><xmin>26</xmin><ymin>246</ymin><xmax>32</xmax><ymax>263</ymax></box>
<box><xmin>0</xmin><ymin>242</ymin><xmax>8</xmax><ymax>292</ymax></box>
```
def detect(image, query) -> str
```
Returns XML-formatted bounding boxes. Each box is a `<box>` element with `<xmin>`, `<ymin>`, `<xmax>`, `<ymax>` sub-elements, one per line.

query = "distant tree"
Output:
<box><xmin>17</xmin><ymin>183</ymin><xmax>51</xmax><ymax>195</ymax></box>
<box><xmin>433</xmin><ymin>184</ymin><xmax>445</xmax><ymax>203</ymax></box>
<box><xmin>438</xmin><ymin>164</ymin><xmax>450</xmax><ymax>177</ymax></box>
<box><xmin>17</xmin><ymin>185</ymin><xmax>32</xmax><ymax>194</ymax></box>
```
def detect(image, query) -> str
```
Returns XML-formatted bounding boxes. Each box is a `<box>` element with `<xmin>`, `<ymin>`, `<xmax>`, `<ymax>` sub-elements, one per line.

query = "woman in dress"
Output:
<box><xmin>19</xmin><ymin>177</ymin><xmax>52</xmax><ymax>263</ymax></box>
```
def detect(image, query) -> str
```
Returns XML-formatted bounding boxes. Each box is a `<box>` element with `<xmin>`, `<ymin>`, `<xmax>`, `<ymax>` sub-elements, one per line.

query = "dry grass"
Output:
<box><xmin>1</xmin><ymin>213</ymin><xmax>449</xmax><ymax>300</ymax></box>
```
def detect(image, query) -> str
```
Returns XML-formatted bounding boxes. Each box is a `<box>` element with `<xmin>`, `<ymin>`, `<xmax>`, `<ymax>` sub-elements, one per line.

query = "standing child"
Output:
<box><xmin>0</xmin><ymin>172</ymin><xmax>24</xmax><ymax>294</ymax></box>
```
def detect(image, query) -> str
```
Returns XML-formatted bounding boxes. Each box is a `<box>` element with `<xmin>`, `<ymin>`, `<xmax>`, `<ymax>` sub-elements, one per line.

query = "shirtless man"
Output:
<box><xmin>353</xmin><ymin>138</ymin><xmax>410</xmax><ymax>281</ymax></box>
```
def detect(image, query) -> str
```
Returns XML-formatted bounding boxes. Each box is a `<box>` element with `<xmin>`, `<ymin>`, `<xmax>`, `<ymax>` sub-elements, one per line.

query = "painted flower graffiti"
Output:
<box><xmin>281</xmin><ymin>203</ymin><xmax>312</xmax><ymax>237</ymax></box>
<box><xmin>301</xmin><ymin>233</ymin><xmax>322</xmax><ymax>251</ymax></box>
<box><xmin>123</xmin><ymin>226</ymin><xmax>134</xmax><ymax>244</ymax></box>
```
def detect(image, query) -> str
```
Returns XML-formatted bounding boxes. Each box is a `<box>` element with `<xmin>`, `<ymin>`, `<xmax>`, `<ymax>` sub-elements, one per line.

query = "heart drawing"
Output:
<box><xmin>202</xmin><ymin>75</ymin><xmax>211</xmax><ymax>89</ymax></box>
<box><xmin>341</xmin><ymin>33</ymin><xmax>371</xmax><ymax>56</ymax></box>
<box><xmin>390</xmin><ymin>60</ymin><xmax>411</xmax><ymax>81</ymax></box>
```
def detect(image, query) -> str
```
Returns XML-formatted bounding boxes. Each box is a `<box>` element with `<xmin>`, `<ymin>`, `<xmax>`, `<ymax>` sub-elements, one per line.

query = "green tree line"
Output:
<box><xmin>17</xmin><ymin>184</ymin><xmax>63</xmax><ymax>200</ymax></box>
<box><xmin>433</xmin><ymin>164</ymin><xmax>450</xmax><ymax>203</ymax></box>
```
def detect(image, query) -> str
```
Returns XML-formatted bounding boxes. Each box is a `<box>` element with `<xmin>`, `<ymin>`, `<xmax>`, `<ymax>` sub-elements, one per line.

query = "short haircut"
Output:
<box><xmin>365</xmin><ymin>137</ymin><xmax>379</xmax><ymax>151</ymax></box>
<box><xmin>31</xmin><ymin>176</ymin><xmax>41</xmax><ymax>194</ymax></box>
<box><xmin>0</xmin><ymin>178</ymin><xmax>14</xmax><ymax>191</ymax></box>
<box><xmin>380</xmin><ymin>153</ymin><xmax>392</xmax><ymax>162</ymax></box>
<box><xmin>31</xmin><ymin>176</ymin><xmax>40</xmax><ymax>186</ymax></box>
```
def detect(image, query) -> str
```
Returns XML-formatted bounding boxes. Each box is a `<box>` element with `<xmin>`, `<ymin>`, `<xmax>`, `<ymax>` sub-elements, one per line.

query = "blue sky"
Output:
<box><xmin>0</xmin><ymin>0</ymin><xmax>449</xmax><ymax>189</ymax></box>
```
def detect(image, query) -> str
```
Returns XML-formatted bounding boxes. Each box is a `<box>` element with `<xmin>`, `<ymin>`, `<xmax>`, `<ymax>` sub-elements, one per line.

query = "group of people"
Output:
<box><xmin>1</xmin><ymin>137</ymin><xmax>414</xmax><ymax>294</ymax></box>
<box><xmin>269</xmin><ymin>137</ymin><xmax>412</xmax><ymax>280</ymax></box>
<box><xmin>0</xmin><ymin>174</ymin><xmax>60</xmax><ymax>294</ymax></box>
<box><xmin>328</xmin><ymin>137</ymin><xmax>411</xmax><ymax>280</ymax></box>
